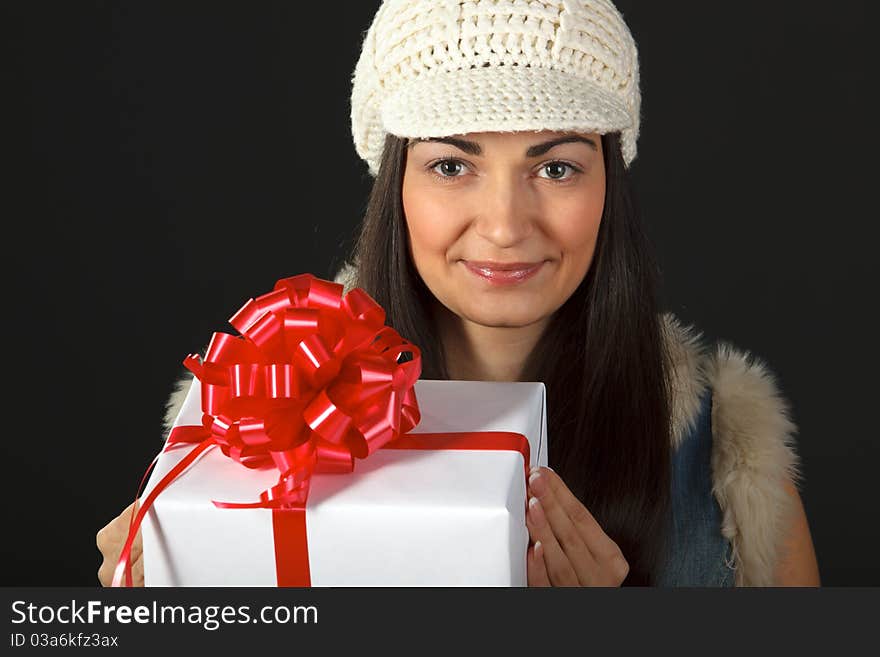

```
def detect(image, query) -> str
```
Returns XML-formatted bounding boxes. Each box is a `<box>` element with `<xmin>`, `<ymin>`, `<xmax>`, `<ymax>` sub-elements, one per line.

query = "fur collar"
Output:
<box><xmin>663</xmin><ymin>313</ymin><xmax>801</xmax><ymax>586</ymax></box>
<box><xmin>161</xmin><ymin>262</ymin><xmax>800</xmax><ymax>586</ymax></box>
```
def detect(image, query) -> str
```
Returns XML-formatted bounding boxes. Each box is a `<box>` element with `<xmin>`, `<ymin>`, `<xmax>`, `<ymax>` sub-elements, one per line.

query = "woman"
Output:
<box><xmin>97</xmin><ymin>0</ymin><xmax>820</xmax><ymax>586</ymax></box>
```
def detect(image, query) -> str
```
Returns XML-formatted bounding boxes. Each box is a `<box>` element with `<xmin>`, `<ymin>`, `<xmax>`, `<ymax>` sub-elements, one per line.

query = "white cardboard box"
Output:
<box><xmin>142</xmin><ymin>377</ymin><xmax>548</xmax><ymax>586</ymax></box>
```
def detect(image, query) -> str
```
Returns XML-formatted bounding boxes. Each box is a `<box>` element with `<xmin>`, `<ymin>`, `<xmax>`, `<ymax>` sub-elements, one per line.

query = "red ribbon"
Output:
<box><xmin>112</xmin><ymin>273</ymin><xmax>422</xmax><ymax>587</ymax></box>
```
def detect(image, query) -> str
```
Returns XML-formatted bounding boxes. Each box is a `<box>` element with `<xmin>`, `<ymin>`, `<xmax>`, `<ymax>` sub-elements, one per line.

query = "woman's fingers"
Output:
<box><xmin>528</xmin><ymin>468</ymin><xmax>594</xmax><ymax>557</ymax></box>
<box><xmin>528</xmin><ymin>467</ymin><xmax>630</xmax><ymax>586</ymax></box>
<box><xmin>526</xmin><ymin>495</ymin><xmax>579</xmax><ymax>586</ymax></box>
<box><xmin>527</xmin><ymin>541</ymin><xmax>551</xmax><ymax>587</ymax></box>
<box><xmin>98</xmin><ymin>551</ymin><xmax>143</xmax><ymax>587</ymax></box>
<box><xmin>537</xmin><ymin>467</ymin><xmax>624</xmax><ymax>564</ymax></box>
<box><xmin>528</xmin><ymin>468</ymin><xmax>597</xmax><ymax>585</ymax></box>
<box><xmin>96</xmin><ymin>501</ymin><xmax>144</xmax><ymax>587</ymax></box>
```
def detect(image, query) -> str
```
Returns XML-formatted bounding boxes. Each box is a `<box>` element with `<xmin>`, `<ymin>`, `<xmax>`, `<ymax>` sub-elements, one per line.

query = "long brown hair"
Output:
<box><xmin>345</xmin><ymin>132</ymin><xmax>673</xmax><ymax>585</ymax></box>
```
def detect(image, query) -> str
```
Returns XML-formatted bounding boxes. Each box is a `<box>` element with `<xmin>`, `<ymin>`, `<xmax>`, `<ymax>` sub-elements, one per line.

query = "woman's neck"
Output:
<box><xmin>432</xmin><ymin>300</ymin><xmax>550</xmax><ymax>382</ymax></box>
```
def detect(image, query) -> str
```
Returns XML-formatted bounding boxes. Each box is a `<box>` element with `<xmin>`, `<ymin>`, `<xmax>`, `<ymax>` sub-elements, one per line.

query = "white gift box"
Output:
<box><xmin>141</xmin><ymin>377</ymin><xmax>548</xmax><ymax>587</ymax></box>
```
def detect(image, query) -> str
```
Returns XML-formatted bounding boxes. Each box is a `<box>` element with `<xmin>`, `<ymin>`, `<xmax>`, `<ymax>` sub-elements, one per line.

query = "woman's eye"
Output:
<box><xmin>427</xmin><ymin>159</ymin><xmax>581</xmax><ymax>182</ymax></box>
<box><xmin>537</xmin><ymin>161</ymin><xmax>580</xmax><ymax>181</ymax></box>
<box><xmin>430</xmin><ymin>159</ymin><xmax>467</xmax><ymax>179</ymax></box>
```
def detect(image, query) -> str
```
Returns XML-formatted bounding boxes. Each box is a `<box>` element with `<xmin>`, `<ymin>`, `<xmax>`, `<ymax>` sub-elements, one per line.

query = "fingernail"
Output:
<box><xmin>534</xmin><ymin>540</ymin><xmax>543</xmax><ymax>557</ymax></box>
<box><xmin>528</xmin><ymin>471</ymin><xmax>540</xmax><ymax>488</ymax></box>
<box><xmin>528</xmin><ymin>497</ymin><xmax>543</xmax><ymax>522</ymax></box>
<box><xmin>529</xmin><ymin>470</ymin><xmax>547</xmax><ymax>496</ymax></box>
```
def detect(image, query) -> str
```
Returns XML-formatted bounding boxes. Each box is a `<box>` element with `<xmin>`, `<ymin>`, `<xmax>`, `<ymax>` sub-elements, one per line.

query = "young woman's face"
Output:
<box><xmin>402</xmin><ymin>130</ymin><xmax>606</xmax><ymax>329</ymax></box>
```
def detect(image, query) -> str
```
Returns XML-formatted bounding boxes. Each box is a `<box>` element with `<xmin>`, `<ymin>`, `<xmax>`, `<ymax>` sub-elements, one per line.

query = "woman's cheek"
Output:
<box><xmin>552</xmin><ymin>202</ymin><xmax>603</xmax><ymax>283</ymax></box>
<box><xmin>405</xmin><ymin>193</ymin><xmax>465</xmax><ymax>264</ymax></box>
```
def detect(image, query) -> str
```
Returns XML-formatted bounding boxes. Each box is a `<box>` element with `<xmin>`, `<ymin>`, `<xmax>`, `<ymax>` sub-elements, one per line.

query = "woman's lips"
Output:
<box><xmin>462</xmin><ymin>260</ymin><xmax>546</xmax><ymax>285</ymax></box>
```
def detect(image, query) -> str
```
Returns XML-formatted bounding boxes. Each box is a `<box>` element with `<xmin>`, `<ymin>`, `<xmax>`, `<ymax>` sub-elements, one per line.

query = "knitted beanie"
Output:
<box><xmin>350</xmin><ymin>0</ymin><xmax>641</xmax><ymax>177</ymax></box>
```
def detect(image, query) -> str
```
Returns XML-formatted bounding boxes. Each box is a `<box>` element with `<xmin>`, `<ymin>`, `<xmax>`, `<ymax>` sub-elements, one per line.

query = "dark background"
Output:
<box><xmin>4</xmin><ymin>1</ymin><xmax>874</xmax><ymax>585</ymax></box>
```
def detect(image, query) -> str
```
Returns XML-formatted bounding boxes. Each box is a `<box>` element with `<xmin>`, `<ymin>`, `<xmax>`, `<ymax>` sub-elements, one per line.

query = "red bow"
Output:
<box><xmin>112</xmin><ymin>273</ymin><xmax>421</xmax><ymax>586</ymax></box>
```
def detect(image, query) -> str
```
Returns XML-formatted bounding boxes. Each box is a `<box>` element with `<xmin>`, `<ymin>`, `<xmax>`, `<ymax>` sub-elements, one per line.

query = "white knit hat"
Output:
<box><xmin>350</xmin><ymin>0</ymin><xmax>642</xmax><ymax>177</ymax></box>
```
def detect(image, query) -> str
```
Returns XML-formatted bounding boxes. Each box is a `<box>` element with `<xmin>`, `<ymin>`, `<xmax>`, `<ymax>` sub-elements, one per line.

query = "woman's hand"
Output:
<box><xmin>96</xmin><ymin>500</ymin><xmax>143</xmax><ymax>587</ymax></box>
<box><xmin>526</xmin><ymin>466</ymin><xmax>629</xmax><ymax>587</ymax></box>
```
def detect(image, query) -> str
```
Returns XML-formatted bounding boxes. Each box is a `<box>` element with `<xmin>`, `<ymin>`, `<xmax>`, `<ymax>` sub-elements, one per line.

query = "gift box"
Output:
<box><xmin>112</xmin><ymin>273</ymin><xmax>549</xmax><ymax>587</ymax></box>
<box><xmin>140</xmin><ymin>375</ymin><xmax>548</xmax><ymax>586</ymax></box>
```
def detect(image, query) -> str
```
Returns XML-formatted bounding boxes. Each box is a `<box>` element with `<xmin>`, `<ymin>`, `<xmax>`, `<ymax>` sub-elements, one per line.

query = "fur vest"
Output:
<box><xmin>160</xmin><ymin>263</ymin><xmax>801</xmax><ymax>587</ymax></box>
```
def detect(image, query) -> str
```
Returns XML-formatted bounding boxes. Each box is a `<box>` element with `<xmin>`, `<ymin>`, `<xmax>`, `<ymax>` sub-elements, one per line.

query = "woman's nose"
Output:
<box><xmin>473</xmin><ymin>176</ymin><xmax>535</xmax><ymax>248</ymax></box>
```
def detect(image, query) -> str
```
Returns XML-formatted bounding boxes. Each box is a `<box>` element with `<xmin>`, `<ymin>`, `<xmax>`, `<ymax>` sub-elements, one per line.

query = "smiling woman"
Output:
<box><xmin>96</xmin><ymin>0</ymin><xmax>820</xmax><ymax>587</ymax></box>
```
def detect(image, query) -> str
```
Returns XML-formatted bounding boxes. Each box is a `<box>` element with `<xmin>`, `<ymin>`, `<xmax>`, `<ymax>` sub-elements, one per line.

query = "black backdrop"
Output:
<box><xmin>4</xmin><ymin>1</ymin><xmax>874</xmax><ymax>585</ymax></box>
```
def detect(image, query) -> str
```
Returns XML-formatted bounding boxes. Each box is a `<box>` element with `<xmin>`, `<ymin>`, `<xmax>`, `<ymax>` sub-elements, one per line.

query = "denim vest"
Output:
<box><xmin>655</xmin><ymin>387</ymin><xmax>736</xmax><ymax>586</ymax></box>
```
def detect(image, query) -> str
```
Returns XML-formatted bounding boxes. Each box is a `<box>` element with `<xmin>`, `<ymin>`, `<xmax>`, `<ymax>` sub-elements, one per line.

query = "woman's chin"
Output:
<box><xmin>460</xmin><ymin>301</ymin><xmax>549</xmax><ymax>329</ymax></box>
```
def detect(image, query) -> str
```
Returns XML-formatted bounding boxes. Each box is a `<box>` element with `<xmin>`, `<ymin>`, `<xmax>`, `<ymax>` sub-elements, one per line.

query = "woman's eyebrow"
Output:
<box><xmin>526</xmin><ymin>135</ymin><xmax>598</xmax><ymax>157</ymax></box>
<box><xmin>408</xmin><ymin>135</ymin><xmax>598</xmax><ymax>157</ymax></box>
<box><xmin>409</xmin><ymin>136</ymin><xmax>482</xmax><ymax>155</ymax></box>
